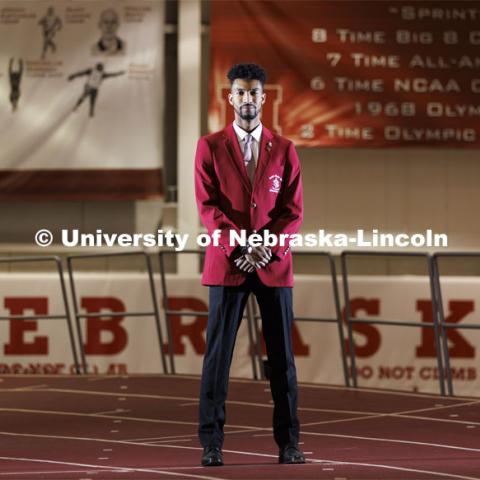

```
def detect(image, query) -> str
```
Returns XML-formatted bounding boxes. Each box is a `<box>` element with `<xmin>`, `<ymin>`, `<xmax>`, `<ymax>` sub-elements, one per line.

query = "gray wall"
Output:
<box><xmin>300</xmin><ymin>148</ymin><xmax>480</xmax><ymax>249</ymax></box>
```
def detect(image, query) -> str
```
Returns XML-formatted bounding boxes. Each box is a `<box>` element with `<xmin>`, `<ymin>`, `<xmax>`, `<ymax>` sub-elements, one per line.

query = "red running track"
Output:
<box><xmin>0</xmin><ymin>374</ymin><xmax>479</xmax><ymax>480</ymax></box>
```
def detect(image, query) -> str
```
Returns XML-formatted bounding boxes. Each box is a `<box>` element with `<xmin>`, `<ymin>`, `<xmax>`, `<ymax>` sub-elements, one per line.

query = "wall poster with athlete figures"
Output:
<box><xmin>0</xmin><ymin>0</ymin><xmax>164</xmax><ymax>199</ymax></box>
<box><xmin>210</xmin><ymin>0</ymin><xmax>480</xmax><ymax>148</ymax></box>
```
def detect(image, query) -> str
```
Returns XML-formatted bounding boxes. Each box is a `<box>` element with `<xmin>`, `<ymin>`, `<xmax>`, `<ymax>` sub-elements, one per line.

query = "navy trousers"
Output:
<box><xmin>198</xmin><ymin>273</ymin><xmax>300</xmax><ymax>449</ymax></box>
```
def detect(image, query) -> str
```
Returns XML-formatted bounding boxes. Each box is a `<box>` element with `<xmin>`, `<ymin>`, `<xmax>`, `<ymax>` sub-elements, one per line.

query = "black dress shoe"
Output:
<box><xmin>201</xmin><ymin>446</ymin><xmax>223</xmax><ymax>466</ymax></box>
<box><xmin>278</xmin><ymin>445</ymin><xmax>306</xmax><ymax>464</ymax></box>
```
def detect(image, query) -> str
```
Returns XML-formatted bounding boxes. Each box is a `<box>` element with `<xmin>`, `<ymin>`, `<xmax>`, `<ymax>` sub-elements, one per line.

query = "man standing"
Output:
<box><xmin>195</xmin><ymin>64</ymin><xmax>305</xmax><ymax>467</ymax></box>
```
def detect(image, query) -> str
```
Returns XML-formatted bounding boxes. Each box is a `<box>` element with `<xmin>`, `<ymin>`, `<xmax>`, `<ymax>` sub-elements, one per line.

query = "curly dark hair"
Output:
<box><xmin>227</xmin><ymin>63</ymin><xmax>267</xmax><ymax>87</ymax></box>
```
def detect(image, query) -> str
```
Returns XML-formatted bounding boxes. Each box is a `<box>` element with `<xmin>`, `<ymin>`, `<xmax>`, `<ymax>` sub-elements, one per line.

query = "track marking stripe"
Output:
<box><xmin>1</xmin><ymin>374</ymin><xmax>477</xmax><ymax>402</ymax></box>
<box><xmin>300</xmin><ymin>431</ymin><xmax>480</xmax><ymax>453</ymax></box>
<box><xmin>9</xmin><ymin>385</ymin><xmax>49</xmax><ymax>391</ymax></box>
<box><xmin>0</xmin><ymin>408</ymin><xmax>261</xmax><ymax>431</ymax></box>
<box><xmin>396</xmin><ymin>400</ymin><xmax>480</xmax><ymax>415</ymax></box>
<box><xmin>0</xmin><ymin>445</ymin><xmax>478</xmax><ymax>480</ymax></box>
<box><xmin>7</xmin><ymin>387</ymin><xmax>476</xmax><ymax>418</ymax></box>
<box><xmin>302</xmin><ymin>414</ymin><xmax>384</xmax><ymax>427</ymax></box>
<box><xmin>125</xmin><ymin>429</ymin><xmax>255</xmax><ymax>442</ymax></box>
<box><xmin>0</xmin><ymin>456</ymin><xmax>225</xmax><ymax>480</ymax></box>
<box><xmin>0</xmin><ymin>388</ymin><xmax>385</xmax><ymax>415</ymax></box>
<box><xmin>0</xmin><ymin>469</ymin><xmax>120</xmax><ymax>476</ymax></box>
<box><xmin>1</xmin><ymin>429</ymin><xmax>480</xmax><ymax>472</ymax></box>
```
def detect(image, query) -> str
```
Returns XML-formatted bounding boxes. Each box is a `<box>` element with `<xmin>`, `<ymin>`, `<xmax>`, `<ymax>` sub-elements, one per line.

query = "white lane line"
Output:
<box><xmin>2</xmin><ymin>383</ymin><xmax>479</xmax><ymax>432</ymax></box>
<box><xmin>0</xmin><ymin>387</ymin><xmax>386</xmax><ymax>415</ymax></box>
<box><xmin>3</xmin><ymin>402</ymin><xmax>480</xmax><ymax>440</ymax></box>
<box><xmin>180</xmin><ymin>402</ymin><xmax>198</xmax><ymax>407</ymax></box>
<box><xmin>2</xmin><ymin>388</ymin><xmax>198</xmax><ymax>401</ymax></box>
<box><xmin>87</xmin><ymin>377</ymin><xmax>121</xmax><ymax>382</ymax></box>
<box><xmin>9</xmin><ymin>385</ymin><xmax>49</xmax><ymax>391</ymax></box>
<box><xmin>0</xmin><ymin>469</ymin><xmax>120</xmax><ymax>476</ymax></box>
<box><xmin>0</xmin><ymin>456</ymin><xmax>225</xmax><ymax>480</ymax></box>
<box><xmin>125</xmin><ymin>434</ymin><xmax>196</xmax><ymax>442</ymax></box>
<box><xmin>0</xmin><ymin>408</ymin><xmax>262</xmax><ymax>431</ymax></box>
<box><xmin>173</xmin><ymin>445</ymin><xmax>480</xmax><ymax>480</ymax></box>
<box><xmin>302</xmin><ymin>401</ymin><xmax>480</xmax><ymax>428</ymax></box>
<box><xmin>131</xmin><ymin>458</ymin><xmax>477</xmax><ymax>480</ymax></box>
<box><xmin>3</xmin><ymin>403</ymin><xmax>480</xmax><ymax>442</ymax></box>
<box><xmin>146</xmin><ymin>439</ymin><xmax>192</xmax><ymax>444</ymax></box>
<box><xmin>124</xmin><ymin>429</ymin><xmax>254</xmax><ymax>443</ymax></box>
<box><xmin>302</xmin><ymin>413</ymin><xmax>385</xmax><ymax>427</ymax></box>
<box><xmin>3</xmin><ymin>374</ymin><xmax>477</xmax><ymax>402</ymax></box>
<box><xmin>2</xmin><ymin>430</ymin><xmax>480</xmax><ymax>467</ymax></box>
<box><xmin>302</xmin><ymin>411</ymin><xmax>480</xmax><ymax>429</ymax></box>
<box><xmin>287</xmin><ymin>382</ymin><xmax>479</xmax><ymax>402</ymax></box>
<box><xmin>397</xmin><ymin>400</ymin><xmax>480</xmax><ymax>415</ymax></box>
<box><xmin>91</xmin><ymin>409</ymin><xmax>128</xmax><ymax>415</ymax></box>
<box><xmin>392</xmin><ymin>413</ymin><xmax>480</xmax><ymax>427</ymax></box>
<box><xmin>138</xmin><ymin>466</ymin><xmax>233</xmax><ymax>472</ymax></box>
<box><xmin>203</xmin><ymin>447</ymin><xmax>480</xmax><ymax>480</ymax></box>
<box><xmin>300</xmin><ymin>431</ymin><xmax>480</xmax><ymax>453</ymax></box>
<box><xmin>304</xmin><ymin>457</ymin><xmax>480</xmax><ymax>480</ymax></box>
<box><xmin>4</xmin><ymin>386</ymin><xmax>479</xmax><ymax>420</ymax></box>
<box><xmin>0</xmin><ymin>442</ymin><xmax>477</xmax><ymax>480</ymax></box>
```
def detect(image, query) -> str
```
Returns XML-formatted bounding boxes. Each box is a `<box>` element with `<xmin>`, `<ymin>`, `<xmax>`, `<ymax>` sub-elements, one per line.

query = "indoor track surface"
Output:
<box><xmin>0</xmin><ymin>374</ymin><xmax>479</xmax><ymax>480</ymax></box>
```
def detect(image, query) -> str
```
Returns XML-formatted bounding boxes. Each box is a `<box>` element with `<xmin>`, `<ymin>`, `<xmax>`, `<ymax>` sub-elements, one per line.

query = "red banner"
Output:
<box><xmin>209</xmin><ymin>1</ymin><xmax>480</xmax><ymax>147</ymax></box>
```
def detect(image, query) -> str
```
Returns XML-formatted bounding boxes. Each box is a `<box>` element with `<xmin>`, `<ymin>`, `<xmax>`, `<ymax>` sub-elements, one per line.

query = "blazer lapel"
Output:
<box><xmin>223</xmin><ymin>124</ymin><xmax>252</xmax><ymax>193</ymax></box>
<box><xmin>253</xmin><ymin>126</ymin><xmax>274</xmax><ymax>189</ymax></box>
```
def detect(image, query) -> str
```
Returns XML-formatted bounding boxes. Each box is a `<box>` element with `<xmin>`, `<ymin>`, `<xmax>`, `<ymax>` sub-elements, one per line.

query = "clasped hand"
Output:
<box><xmin>234</xmin><ymin>245</ymin><xmax>272</xmax><ymax>273</ymax></box>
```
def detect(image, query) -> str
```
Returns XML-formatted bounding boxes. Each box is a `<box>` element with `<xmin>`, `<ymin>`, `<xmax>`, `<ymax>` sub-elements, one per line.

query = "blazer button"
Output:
<box><xmin>251</xmin><ymin>202</ymin><xmax>257</xmax><ymax>208</ymax></box>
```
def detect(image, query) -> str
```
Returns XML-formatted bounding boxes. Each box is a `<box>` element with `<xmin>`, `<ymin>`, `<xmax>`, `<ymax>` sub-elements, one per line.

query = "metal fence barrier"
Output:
<box><xmin>432</xmin><ymin>252</ymin><xmax>480</xmax><ymax>396</ymax></box>
<box><xmin>158</xmin><ymin>249</ymin><xmax>262</xmax><ymax>378</ymax></box>
<box><xmin>5</xmin><ymin>249</ymin><xmax>478</xmax><ymax>396</ymax></box>
<box><xmin>0</xmin><ymin>255</ymin><xmax>81</xmax><ymax>374</ymax></box>
<box><xmin>66</xmin><ymin>251</ymin><xmax>167</xmax><ymax>374</ymax></box>
<box><xmin>249</xmin><ymin>251</ymin><xmax>350</xmax><ymax>386</ymax></box>
<box><xmin>341</xmin><ymin>251</ymin><xmax>446</xmax><ymax>395</ymax></box>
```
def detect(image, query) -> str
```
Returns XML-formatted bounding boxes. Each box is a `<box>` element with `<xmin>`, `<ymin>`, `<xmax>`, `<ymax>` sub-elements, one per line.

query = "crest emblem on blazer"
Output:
<box><xmin>269</xmin><ymin>174</ymin><xmax>282</xmax><ymax>193</ymax></box>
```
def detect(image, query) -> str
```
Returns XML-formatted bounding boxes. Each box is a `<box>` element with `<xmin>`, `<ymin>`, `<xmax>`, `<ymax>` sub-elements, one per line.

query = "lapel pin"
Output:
<box><xmin>266</xmin><ymin>141</ymin><xmax>272</xmax><ymax>151</ymax></box>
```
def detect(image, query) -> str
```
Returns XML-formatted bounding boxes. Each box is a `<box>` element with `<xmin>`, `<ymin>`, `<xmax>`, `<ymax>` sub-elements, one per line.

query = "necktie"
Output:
<box><xmin>243</xmin><ymin>134</ymin><xmax>255</xmax><ymax>184</ymax></box>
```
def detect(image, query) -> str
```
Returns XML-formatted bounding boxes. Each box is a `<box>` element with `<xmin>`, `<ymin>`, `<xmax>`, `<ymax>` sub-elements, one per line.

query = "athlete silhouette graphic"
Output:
<box><xmin>9</xmin><ymin>58</ymin><xmax>23</xmax><ymax>112</ymax></box>
<box><xmin>38</xmin><ymin>6</ymin><xmax>62</xmax><ymax>60</ymax></box>
<box><xmin>67</xmin><ymin>63</ymin><xmax>125</xmax><ymax>117</ymax></box>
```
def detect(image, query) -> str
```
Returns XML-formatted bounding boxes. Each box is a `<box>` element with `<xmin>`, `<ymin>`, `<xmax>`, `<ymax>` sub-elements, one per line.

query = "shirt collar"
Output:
<box><xmin>232</xmin><ymin>122</ymin><xmax>262</xmax><ymax>143</ymax></box>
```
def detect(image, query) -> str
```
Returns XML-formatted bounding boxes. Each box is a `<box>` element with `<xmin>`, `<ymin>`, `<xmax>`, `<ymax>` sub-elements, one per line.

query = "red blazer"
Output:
<box><xmin>194</xmin><ymin>123</ymin><xmax>303</xmax><ymax>287</ymax></box>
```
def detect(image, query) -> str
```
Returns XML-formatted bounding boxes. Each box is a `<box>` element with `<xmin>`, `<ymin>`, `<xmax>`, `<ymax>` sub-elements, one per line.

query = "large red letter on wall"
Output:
<box><xmin>4</xmin><ymin>297</ymin><xmax>49</xmax><ymax>355</ymax></box>
<box><xmin>416</xmin><ymin>300</ymin><xmax>475</xmax><ymax>358</ymax></box>
<box><xmin>163</xmin><ymin>297</ymin><xmax>208</xmax><ymax>355</ymax></box>
<box><xmin>344</xmin><ymin>298</ymin><xmax>381</xmax><ymax>357</ymax></box>
<box><xmin>82</xmin><ymin>297</ymin><xmax>127</xmax><ymax>355</ymax></box>
<box><xmin>162</xmin><ymin>297</ymin><xmax>310</xmax><ymax>357</ymax></box>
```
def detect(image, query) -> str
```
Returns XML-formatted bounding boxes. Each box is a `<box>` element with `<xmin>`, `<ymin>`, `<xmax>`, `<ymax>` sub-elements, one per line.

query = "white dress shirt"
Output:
<box><xmin>232</xmin><ymin>122</ymin><xmax>263</xmax><ymax>170</ymax></box>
